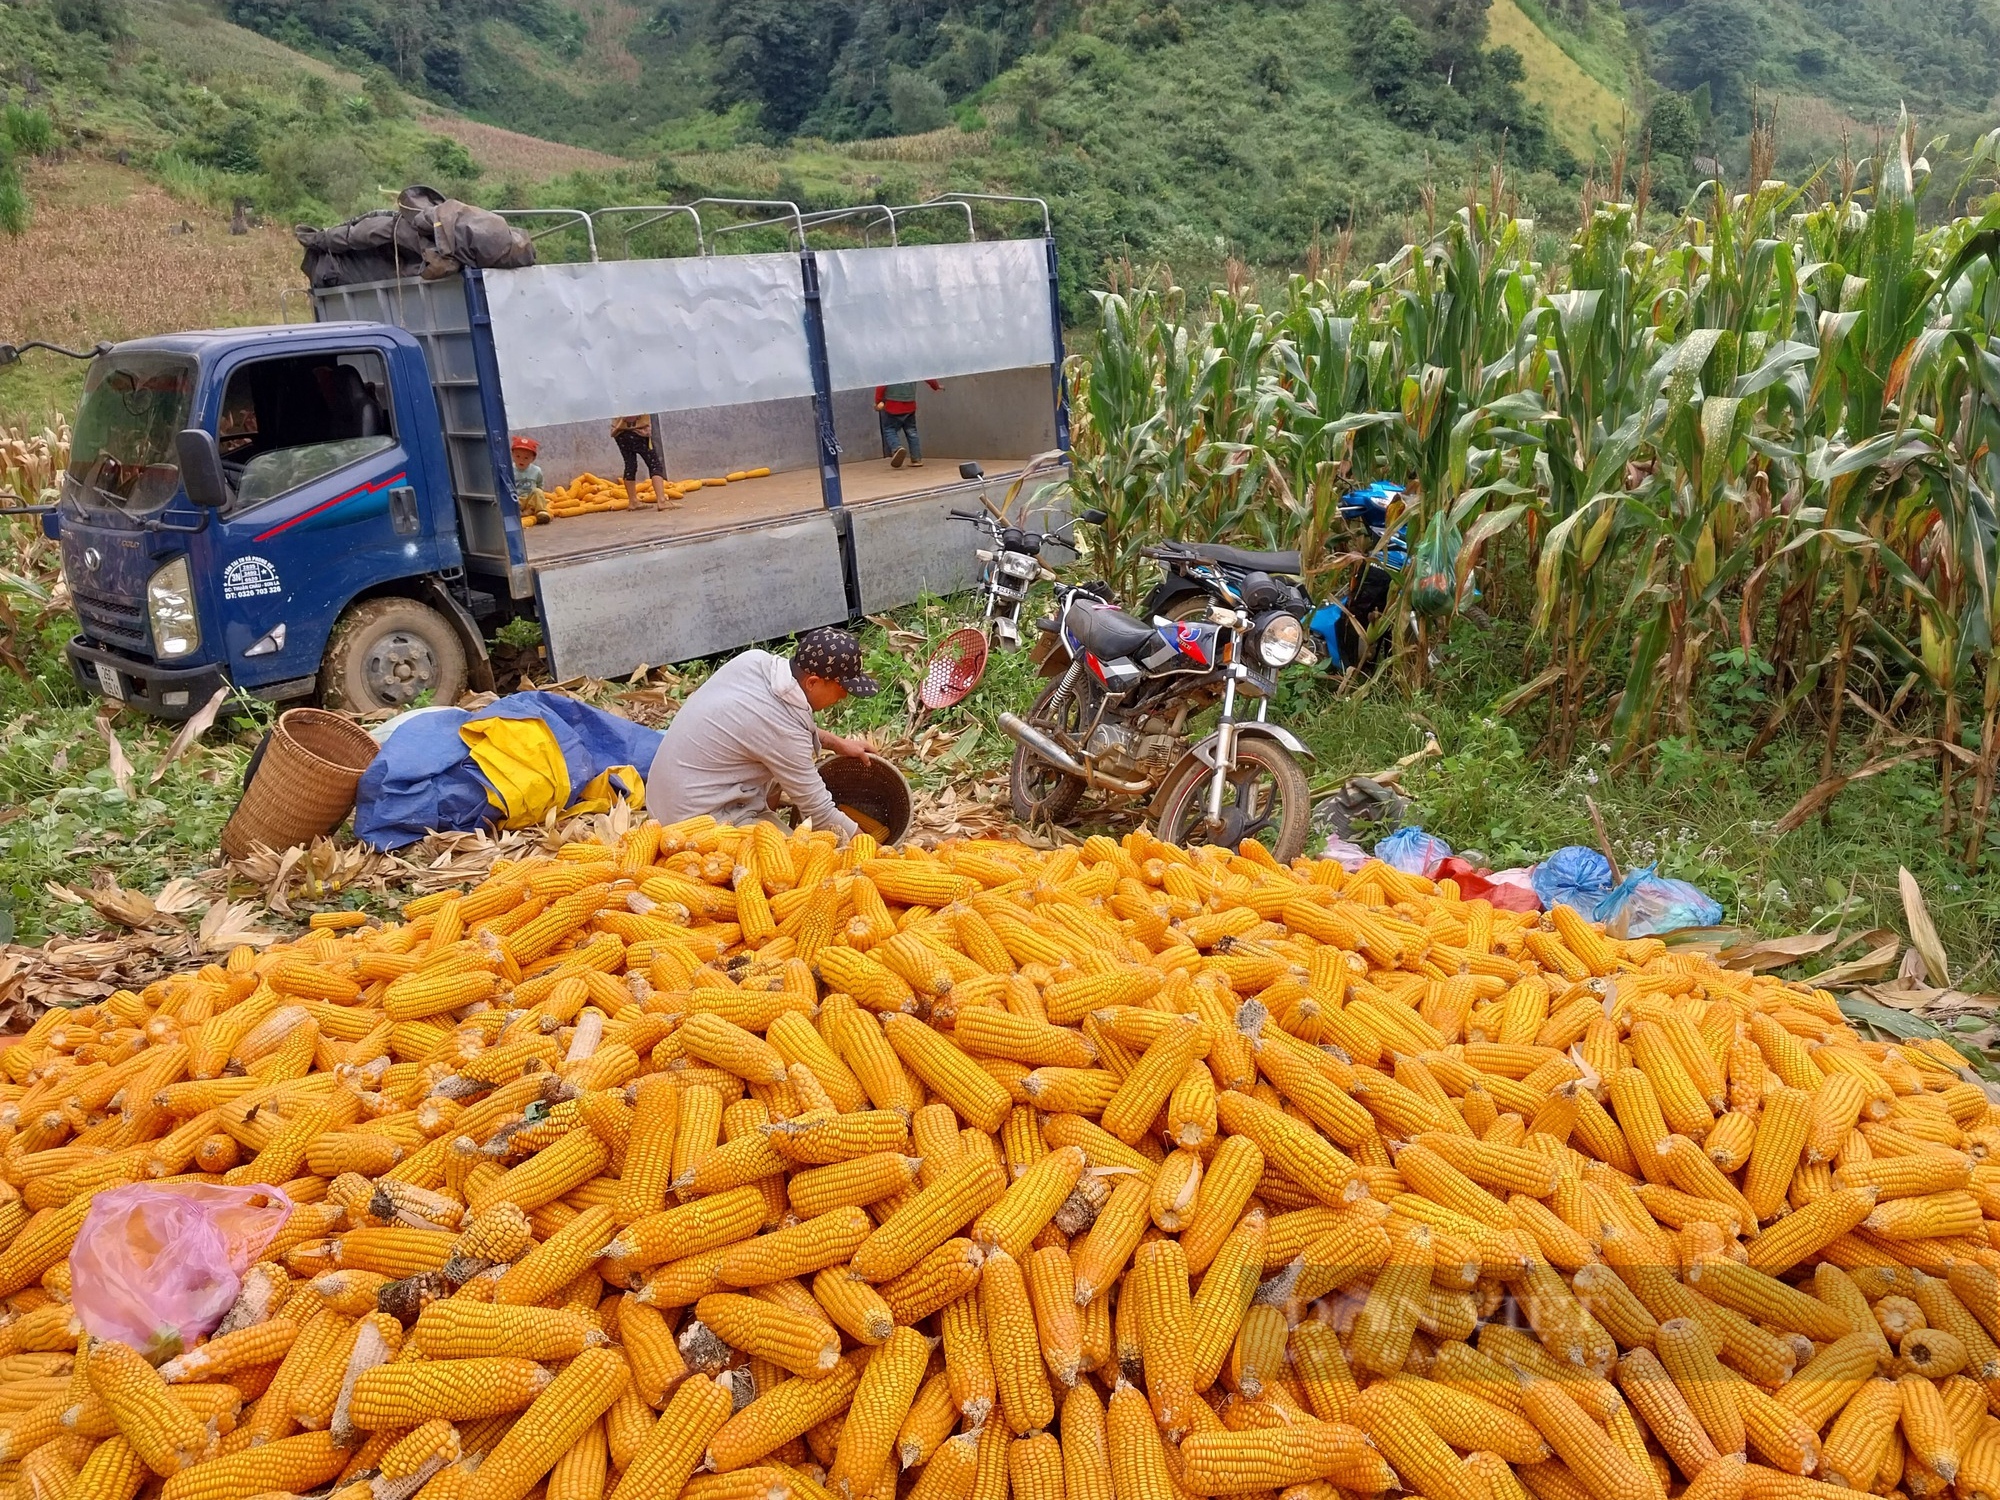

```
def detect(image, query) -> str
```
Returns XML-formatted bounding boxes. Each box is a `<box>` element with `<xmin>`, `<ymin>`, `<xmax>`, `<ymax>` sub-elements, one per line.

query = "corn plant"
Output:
<box><xmin>1057</xmin><ymin>130</ymin><xmax>2000</xmax><ymax>864</ymax></box>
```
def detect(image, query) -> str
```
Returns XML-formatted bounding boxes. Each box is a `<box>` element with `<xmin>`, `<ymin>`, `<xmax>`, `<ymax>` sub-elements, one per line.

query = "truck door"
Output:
<box><xmin>201</xmin><ymin>345</ymin><xmax>438</xmax><ymax>689</ymax></box>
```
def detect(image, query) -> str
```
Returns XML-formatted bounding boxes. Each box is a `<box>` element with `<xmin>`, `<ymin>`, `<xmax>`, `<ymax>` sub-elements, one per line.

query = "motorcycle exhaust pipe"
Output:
<box><xmin>998</xmin><ymin>712</ymin><xmax>1152</xmax><ymax>794</ymax></box>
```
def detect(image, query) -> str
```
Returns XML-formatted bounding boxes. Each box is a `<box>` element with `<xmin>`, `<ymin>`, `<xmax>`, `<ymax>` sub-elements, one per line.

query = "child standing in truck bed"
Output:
<box><xmin>611</xmin><ymin>414</ymin><xmax>672</xmax><ymax>508</ymax></box>
<box><xmin>875</xmin><ymin>380</ymin><xmax>941</xmax><ymax>468</ymax></box>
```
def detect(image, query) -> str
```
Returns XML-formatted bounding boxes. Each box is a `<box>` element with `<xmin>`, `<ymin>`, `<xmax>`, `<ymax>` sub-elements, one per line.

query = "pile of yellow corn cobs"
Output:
<box><xmin>533</xmin><ymin>468</ymin><xmax>774</xmax><ymax>523</ymax></box>
<box><xmin>4</xmin><ymin>820</ymin><xmax>1999</xmax><ymax>1500</ymax></box>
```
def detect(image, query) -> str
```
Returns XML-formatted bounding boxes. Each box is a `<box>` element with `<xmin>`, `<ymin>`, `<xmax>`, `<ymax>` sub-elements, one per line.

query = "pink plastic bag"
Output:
<box><xmin>70</xmin><ymin>1181</ymin><xmax>293</xmax><ymax>1360</ymax></box>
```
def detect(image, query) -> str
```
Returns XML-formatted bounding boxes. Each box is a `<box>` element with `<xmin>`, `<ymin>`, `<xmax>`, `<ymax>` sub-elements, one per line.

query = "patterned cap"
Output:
<box><xmin>794</xmin><ymin>628</ymin><xmax>880</xmax><ymax>696</ymax></box>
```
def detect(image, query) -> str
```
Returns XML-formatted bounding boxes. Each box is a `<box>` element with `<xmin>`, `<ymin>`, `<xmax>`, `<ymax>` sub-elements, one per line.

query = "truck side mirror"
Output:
<box><xmin>176</xmin><ymin>428</ymin><xmax>228</xmax><ymax>509</ymax></box>
<box><xmin>958</xmin><ymin>462</ymin><xmax>984</xmax><ymax>481</ymax></box>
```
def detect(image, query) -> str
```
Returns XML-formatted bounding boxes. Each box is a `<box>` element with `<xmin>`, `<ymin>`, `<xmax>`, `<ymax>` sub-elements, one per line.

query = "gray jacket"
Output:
<box><xmin>646</xmin><ymin>650</ymin><xmax>857</xmax><ymax>839</ymax></box>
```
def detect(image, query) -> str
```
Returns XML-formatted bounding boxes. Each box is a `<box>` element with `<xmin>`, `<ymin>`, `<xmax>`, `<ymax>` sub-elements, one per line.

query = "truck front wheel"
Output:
<box><xmin>320</xmin><ymin>597</ymin><xmax>468</xmax><ymax>712</ymax></box>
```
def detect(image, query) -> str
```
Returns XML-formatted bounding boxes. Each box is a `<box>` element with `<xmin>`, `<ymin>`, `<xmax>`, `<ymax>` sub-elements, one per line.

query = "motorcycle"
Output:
<box><xmin>1305</xmin><ymin>481</ymin><xmax>1407</xmax><ymax>672</ymax></box>
<box><xmin>1001</xmin><ymin>556</ymin><xmax>1318</xmax><ymax>861</ymax></box>
<box><xmin>1139</xmin><ymin>537</ymin><xmax>1316</xmax><ymax>630</ymax></box>
<box><xmin>949</xmin><ymin>454</ymin><xmax>1096</xmax><ymax>649</ymax></box>
<box><xmin>1305</xmin><ymin>481</ymin><xmax>1482</xmax><ymax>672</ymax></box>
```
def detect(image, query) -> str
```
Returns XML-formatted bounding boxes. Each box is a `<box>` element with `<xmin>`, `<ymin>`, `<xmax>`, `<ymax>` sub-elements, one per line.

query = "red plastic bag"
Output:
<box><xmin>70</xmin><ymin>1181</ymin><xmax>293</xmax><ymax>1360</ymax></box>
<box><xmin>1435</xmin><ymin>857</ymin><xmax>1543</xmax><ymax>912</ymax></box>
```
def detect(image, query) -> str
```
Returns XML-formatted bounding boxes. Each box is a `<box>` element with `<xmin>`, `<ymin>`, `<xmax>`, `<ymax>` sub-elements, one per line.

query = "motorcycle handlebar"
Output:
<box><xmin>947</xmin><ymin>510</ymin><xmax>983</xmax><ymax>522</ymax></box>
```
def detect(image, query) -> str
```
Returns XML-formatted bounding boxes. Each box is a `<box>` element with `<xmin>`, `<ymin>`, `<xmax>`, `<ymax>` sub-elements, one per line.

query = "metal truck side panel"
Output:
<box><xmin>817</xmin><ymin>241</ymin><xmax>1056</xmax><ymax>390</ymax></box>
<box><xmin>532</xmin><ymin>512</ymin><xmax>850</xmax><ymax>679</ymax></box>
<box><xmin>483</xmin><ymin>254</ymin><xmax>815</xmax><ymax>428</ymax></box>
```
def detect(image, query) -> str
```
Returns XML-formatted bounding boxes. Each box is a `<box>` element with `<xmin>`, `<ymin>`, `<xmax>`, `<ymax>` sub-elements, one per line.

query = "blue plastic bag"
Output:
<box><xmin>1595</xmin><ymin>865</ymin><xmax>1724</xmax><ymax>937</ymax></box>
<box><xmin>1375</xmin><ymin>825</ymin><xmax>1452</xmax><ymax>876</ymax></box>
<box><xmin>1531</xmin><ymin>845</ymin><xmax>1615</xmax><ymax>915</ymax></box>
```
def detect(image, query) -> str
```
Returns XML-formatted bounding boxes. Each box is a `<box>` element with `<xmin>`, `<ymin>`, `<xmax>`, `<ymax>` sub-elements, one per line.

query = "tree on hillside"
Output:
<box><xmin>1353</xmin><ymin>0</ymin><xmax>1568</xmax><ymax>169</ymax></box>
<box><xmin>1648</xmin><ymin>0</ymin><xmax>1762</xmax><ymax>126</ymax></box>
<box><xmin>708</xmin><ymin>0</ymin><xmax>854</xmax><ymax>135</ymax></box>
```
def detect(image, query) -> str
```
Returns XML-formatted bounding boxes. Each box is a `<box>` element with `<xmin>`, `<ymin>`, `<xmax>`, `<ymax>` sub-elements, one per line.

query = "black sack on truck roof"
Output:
<box><xmin>296</xmin><ymin>183</ymin><xmax>536</xmax><ymax>289</ymax></box>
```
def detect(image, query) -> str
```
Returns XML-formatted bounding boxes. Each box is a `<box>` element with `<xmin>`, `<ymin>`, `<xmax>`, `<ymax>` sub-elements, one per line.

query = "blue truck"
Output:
<box><xmin>16</xmin><ymin>196</ymin><xmax>1070</xmax><ymax>719</ymax></box>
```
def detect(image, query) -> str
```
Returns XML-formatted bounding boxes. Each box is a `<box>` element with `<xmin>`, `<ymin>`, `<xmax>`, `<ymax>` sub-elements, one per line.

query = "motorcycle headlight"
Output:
<box><xmin>1253</xmin><ymin>612</ymin><xmax>1303</xmax><ymax>667</ymax></box>
<box><xmin>1001</xmin><ymin>552</ymin><xmax>1041</xmax><ymax>580</ymax></box>
<box><xmin>146</xmin><ymin>555</ymin><xmax>200</xmax><ymax>659</ymax></box>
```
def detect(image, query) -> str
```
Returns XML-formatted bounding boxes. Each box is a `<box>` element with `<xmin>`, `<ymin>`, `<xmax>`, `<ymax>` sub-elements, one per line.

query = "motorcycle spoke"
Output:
<box><xmin>1229</xmin><ymin>767</ymin><xmax>1283</xmax><ymax>845</ymax></box>
<box><xmin>1171</xmin><ymin>760</ymin><xmax>1283</xmax><ymax>851</ymax></box>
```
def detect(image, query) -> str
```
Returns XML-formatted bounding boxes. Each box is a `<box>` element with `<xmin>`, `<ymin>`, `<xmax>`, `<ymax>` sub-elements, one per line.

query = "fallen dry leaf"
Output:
<box><xmin>1717</xmin><ymin>930</ymin><xmax>1843</xmax><ymax>973</ymax></box>
<box><xmin>151</xmin><ymin>878</ymin><xmax>206</xmax><ymax>918</ymax></box>
<box><xmin>85</xmin><ymin>875</ymin><xmax>157</xmax><ymax>930</ymax></box>
<box><xmin>150</xmin><ymin>686</ymin><xmax>231</xmax><ymax>782</ymax></box>
<box><xmin>1812</xmin><ymin>939</ymin><xmax>1903</xmax><ymax>989</ymax></box>
<box><xmin>197</xmin><ymin>899</ymin><xmax>280</xmax><ymax>952</ymax></box>
<box><xmin>94</xmin><ymin>711</ymin><xmax>135</xmax><ymax>796</ymax></box>
<box><xmin>1898</xmin><ymin>944</ymin><xmax>1931</xmax><ymax>987</ymax></box>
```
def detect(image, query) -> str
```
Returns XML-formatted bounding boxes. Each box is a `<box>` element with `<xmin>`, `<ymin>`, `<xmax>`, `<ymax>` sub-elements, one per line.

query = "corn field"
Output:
<box><xmin>0</xmin><ymin>420</ymin><xmax>67</xmax><ymax>682</ymax></box>
<box><xmin>0</xmin><ymin>419</ymin><xmax>67</xmax><ymax>502</ymax></box>
<box><xmin>1063</xmin><ymin>117</ymin><xmax>2000</xmax><ymax>868</ymax></box>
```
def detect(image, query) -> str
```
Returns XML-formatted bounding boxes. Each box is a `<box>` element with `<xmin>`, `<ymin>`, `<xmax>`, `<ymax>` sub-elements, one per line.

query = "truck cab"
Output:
<box><xmin>52</xmin><ymin>323</ymin><xmax>486</xmax><ymax>719</ymax></box>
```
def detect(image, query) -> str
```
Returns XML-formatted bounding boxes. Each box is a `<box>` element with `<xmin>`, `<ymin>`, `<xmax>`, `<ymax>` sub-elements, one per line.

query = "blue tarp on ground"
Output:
<box><xmin>353</xmin><ymin>690</ymin><xmax>664</xmax><ymax>851</ymax></box>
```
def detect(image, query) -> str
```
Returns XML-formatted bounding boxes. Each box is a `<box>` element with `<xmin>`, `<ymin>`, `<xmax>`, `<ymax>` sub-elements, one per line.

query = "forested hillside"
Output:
<box><xmin>2</xmin><ymin>0</ymin><xmax>1998</xmax><ymax>311</ymax></box>
<box><xmin>219</xmin><ymin>0</ymin><xmax>2000</xmax><ymax>261</ymax></box>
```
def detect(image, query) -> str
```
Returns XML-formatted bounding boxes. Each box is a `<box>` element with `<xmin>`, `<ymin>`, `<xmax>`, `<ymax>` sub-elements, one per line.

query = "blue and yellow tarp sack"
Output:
<box><xmin>354</xmin><ymin>690</ymin><xmax>664</xmax><ymax>850</ymax></box>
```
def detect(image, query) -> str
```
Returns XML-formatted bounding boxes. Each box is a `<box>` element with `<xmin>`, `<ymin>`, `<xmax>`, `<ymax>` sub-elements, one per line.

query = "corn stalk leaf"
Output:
<box><xmin>1898</xmin><ymin>866</ymin><xmax>1951</xmax><ymax>987</ymax></box>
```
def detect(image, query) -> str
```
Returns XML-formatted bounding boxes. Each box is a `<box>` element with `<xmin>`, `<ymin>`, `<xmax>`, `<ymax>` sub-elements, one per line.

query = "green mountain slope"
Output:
<box><xmin>211</xmin><ymin>0</ymin><xmax>2000</xmax><ymax>275</ymax></box>
<box><xmin>5</xmin><ymin>0</ymin><xmax>1997</xmax><ymax>321</ymax></box>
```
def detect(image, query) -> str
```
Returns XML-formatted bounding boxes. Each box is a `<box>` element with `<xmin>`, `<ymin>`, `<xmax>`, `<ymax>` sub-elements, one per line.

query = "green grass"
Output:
<box><xmin>5</xmin><ymin>517</ymin><xmax>1992</xmax><ymax>981</ymax></box>
<box><xmin>1509</xmin><ymin>0</ymin><xmax>1641</xmax><ymax>102</ymax></box>
<box><xmin>1487</xmin><ymin>0</ymin><xmax>1633</xmax><ymax>159</ymax></box>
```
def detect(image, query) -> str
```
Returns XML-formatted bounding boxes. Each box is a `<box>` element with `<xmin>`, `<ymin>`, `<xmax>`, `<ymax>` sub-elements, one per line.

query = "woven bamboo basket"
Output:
<box><xmin>220</xmin><ymin>708</ymin><xmax>380</xmax><ymax>859</ymax></box>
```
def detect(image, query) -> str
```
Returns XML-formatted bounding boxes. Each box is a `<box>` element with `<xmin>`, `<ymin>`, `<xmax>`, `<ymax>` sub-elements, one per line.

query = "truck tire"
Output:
<box><xmin>320</xmin><ymin>596</ymin><xmax>468</xmax><ymax>712</ymax></box>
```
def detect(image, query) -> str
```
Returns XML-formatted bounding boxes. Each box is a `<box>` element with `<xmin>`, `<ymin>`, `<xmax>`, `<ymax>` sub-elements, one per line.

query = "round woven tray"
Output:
<box><xmin>816</xmin><ymin>754</ymin><xmax>913</xmax><ymax>844</ymax></box>
<box><xmin>220</xmin><ymin>708</ymin><xmax>381</xmax><ymax>860</ymax></box>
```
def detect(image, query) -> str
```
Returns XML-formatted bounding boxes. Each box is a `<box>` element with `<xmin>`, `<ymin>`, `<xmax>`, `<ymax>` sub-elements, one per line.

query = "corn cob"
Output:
<box><xmin>851</xmin><ymin>1153</ymin><xmax>1007</xmax><ymax>1283</ymax></box>
<box><xmin>1354</xmin><ymin>1383</ymin><xmax>1483</xmax><ymax>1500</ymax></box>
<box><xmin>348</xmin><ymin>1359</ymin><xmax>553</xmax><ymax>1429</ymax></box>
<box><xmin>1615</xmin><ymin>1347</ymin><xmax>1721</xmax><ymax>1481</ymax></box>
<box><xmin>158</xmin><ymin>1429</ymin><xmax>347</xmax><ymax>1500</ymax></box>
<box><xmin>708</xmin><ymin>1353</ymin><xmax>865</xmax><ymax>1473</ymax></box>
<box><xmin>83</xmin><ymin>1338</ymin><xmax>210</xmax><ymax>1476</ymax></box>
<box><xmin>981</xmin><ymin>1249</ymin><xmax>1053</xmax><ymax>1434</ymax></box>
<box><xmin>828</xmin><ymin>1328</ymin><xmax>929</xmax><ymax>1499</ymax></box>
<box><xmin>461</xmin><ymin>1345</ymin><xmax>627</xmax><ymax>1500</ymax></box>
<box><xmin>698</xmin><ymin>1293</ymin><xmax>842</xmax><ymax>1379</ymax></box>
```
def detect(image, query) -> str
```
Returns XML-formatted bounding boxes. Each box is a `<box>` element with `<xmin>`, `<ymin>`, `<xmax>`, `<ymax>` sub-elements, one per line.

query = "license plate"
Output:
<box><xmin>94</xmin><ymin>662</ymin><xmax>122</xmax><ymax>699</ymax></box>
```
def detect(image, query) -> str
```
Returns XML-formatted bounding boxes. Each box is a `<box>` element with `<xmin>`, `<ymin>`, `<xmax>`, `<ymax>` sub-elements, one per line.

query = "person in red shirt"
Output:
<box><xmin>874</xmin><ymin>379</ymin><xmax>942</xmax><ymax>468</ymax></box>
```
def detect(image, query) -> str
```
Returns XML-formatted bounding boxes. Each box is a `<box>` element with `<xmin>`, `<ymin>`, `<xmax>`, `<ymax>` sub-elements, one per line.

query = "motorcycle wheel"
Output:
<box><xmin>1153</xmin><ymin>737</ymin><xmax>1313</xmax><ymax>864</ymax></box>
<box><xmin>1009</xmin><ymin>679</ymin><xmax>1088</xmax><ymax>826</ymax></box>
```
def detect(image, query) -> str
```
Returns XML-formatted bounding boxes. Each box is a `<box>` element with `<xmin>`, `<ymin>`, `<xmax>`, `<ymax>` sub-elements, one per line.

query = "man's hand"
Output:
<box><xmin>820</xmin><ymin>730</ymin><xmax>873</xmax><ymax>760</ymax></box>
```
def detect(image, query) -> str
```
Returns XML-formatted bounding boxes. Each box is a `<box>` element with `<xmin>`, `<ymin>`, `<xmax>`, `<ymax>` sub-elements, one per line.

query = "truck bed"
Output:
<box><xmin>522</xmin><ymin>454</ymin><xmax>1032</xmax><ymax>564</ymax></box>
<box><xmin>526</xmin><ymin>453</ymin><xmax>1069</xmax><ymax>679</ymax></box>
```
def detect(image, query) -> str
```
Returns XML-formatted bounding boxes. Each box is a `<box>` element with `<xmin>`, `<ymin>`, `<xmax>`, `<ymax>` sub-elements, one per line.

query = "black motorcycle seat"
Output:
<box><xmin>1156</xmin><ymin>541</ymin><xmax>1303</xmax><ymax>575</ymax></box>
<box><xmin>1065</xmin><ymin>600</ymin><xmax>1158</xmax><ymax>662</ymax></box>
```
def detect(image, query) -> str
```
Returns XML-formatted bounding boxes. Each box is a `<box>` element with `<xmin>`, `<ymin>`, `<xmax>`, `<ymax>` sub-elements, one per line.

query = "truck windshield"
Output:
<box><xmin>65</xmin><ymin>353</ymin><xmax>197</xmax><ymax>515</ymax></box>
